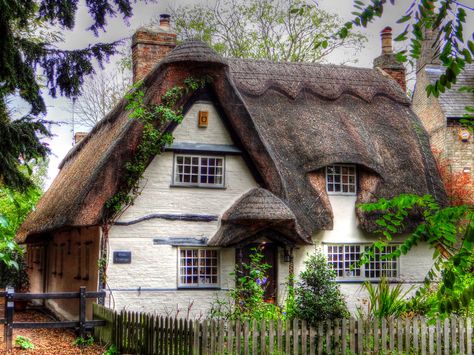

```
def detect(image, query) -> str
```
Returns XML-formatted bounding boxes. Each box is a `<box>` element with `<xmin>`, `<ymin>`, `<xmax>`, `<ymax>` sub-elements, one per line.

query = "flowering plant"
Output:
<box><xmin>210</xmin><ymin>245</ymin><xmax>282</xmax><ymax>321</ymax></box>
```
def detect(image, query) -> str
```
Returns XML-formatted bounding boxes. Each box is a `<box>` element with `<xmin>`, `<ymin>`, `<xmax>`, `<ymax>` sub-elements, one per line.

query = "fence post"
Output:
<box><xmin>79</xmin><ymin>286</ymin><xmax>86</xmax><ymax>338</ymax></box>
<box><xmin>5</xmin><ymin>287</ymin><xmax>14</xmax><ymax>351</ymax></box>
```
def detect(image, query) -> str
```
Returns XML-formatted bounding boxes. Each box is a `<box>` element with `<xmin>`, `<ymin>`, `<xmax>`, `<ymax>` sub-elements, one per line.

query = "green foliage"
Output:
<box><xmin>167</xmin><ymin>0</ymin><xmax>366</xmax><ymax>63</ymax></box>
<box><xmin>1</xmin><ymin>1</ymin><xmax>137</xmax><ymax>190</ymax></box>
<box><xmin>210</xmin><ymin>246</ymin><xmax>283</xmax><ymax>321</ymax></box>
<box><xmin>357</xmin><ymin>278</ymin><xmax>411</xmax><ymax>320</ymax></box>
<box><xmin>103</xmin><ymin>344</ymin><xmax>119</xmax><ymax>355</ymax></box>
<box><xmin>360</xmin><ymin>194</ymin><xmax>474</xmax><ymax>317</ymax></box>
<box><xmin>293</xmin><ymin>250</ymin><xmax>349</xmax><ymax>326</ymax></box>
<box><xmin>15</xmin><ymin>335</ymin><xmax>34</xmax><ymax>350</ymax></box>
<box><xmin>104</xmin><ymin>77</ymin><xmax>211</xmax><ymax>218</ymax></box>
<box><xmin>335</xmin><ymin>1</ymin><xmax>473</xmax><ymax>98</ymax></box>
<box><xmin>0</xmin><ymin>252</ymin><xmax>30</xmax><ymax>292</ymax></box>
<box><xmin>73</xmin><ymin>336</ymin><xmax>94</xmax><ymax>347</ymax></box>
<box><xmin>1</xmin><ymin>0</ymin><xmax>134</xmax><ymax>116</ymax></box>
<box><xmin>0</xmin><ymin>161</ymin><xmax>44</xmax><ymax>268</ymax></box>
<box><xmin>0</xmin><ymin>102</ymin><xmax>52</xmax><ymax>191</ymax></box>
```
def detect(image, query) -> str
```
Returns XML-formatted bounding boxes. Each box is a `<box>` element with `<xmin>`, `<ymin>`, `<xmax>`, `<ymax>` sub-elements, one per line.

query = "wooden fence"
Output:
<box><xmin>1</xmin><ymin>287</ymin><xmax>105</xmax><ymax>351</ymax></box>
<box><xmin>93</xmin><ymin>304</ymin><xmax>473</xmax><ymax>354</ymax></box>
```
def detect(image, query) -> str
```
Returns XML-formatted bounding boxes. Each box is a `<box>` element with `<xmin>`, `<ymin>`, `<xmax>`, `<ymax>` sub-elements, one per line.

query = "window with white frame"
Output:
<box><xmin>327</xmin><ymin>244</ymin><xmax>398</xmax><ymax>279</ymax></box>
<box><xmin>179</xmin><ymin>249</ymin><xmax>219</xmax><ymax>287</ymax></box>
<box><xmin>326</xmin><ymin>165</ymin><xmax>357</xmax><ymax>194</ymax></box>
<box><xmin>174</xmin><ymin>155</ymin><xmax>224</xmax><ymax>187</ymax></box>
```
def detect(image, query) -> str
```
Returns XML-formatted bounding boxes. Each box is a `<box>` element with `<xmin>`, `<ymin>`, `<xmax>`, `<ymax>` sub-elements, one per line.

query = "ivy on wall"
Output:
<box><xmin>104</xmin><ymin>76</ymin><xmax>211</xmax><ymax>218</ymax></box>
<box><xmin>98</xmin><ymin>76</ymin><xmax>211</xmax><ymax>288</ymax></box>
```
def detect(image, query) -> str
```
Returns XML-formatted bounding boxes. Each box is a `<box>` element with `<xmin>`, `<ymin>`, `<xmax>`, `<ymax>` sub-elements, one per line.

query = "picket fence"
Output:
<box><xmin>93</xmin><ymin>304</ymin><xmax>473</xmax><ymax>354</ymax></box>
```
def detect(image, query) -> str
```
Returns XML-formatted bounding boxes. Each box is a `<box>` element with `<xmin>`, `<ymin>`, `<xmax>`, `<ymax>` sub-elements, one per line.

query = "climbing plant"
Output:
<box><xmin>98</xmin><ymin>76</ymin><xmax>211</xmax><ymax>288</ymax></box>
<box><xmin>360</xmin><ymin>194</ymin><xmax>474</xmax><ymax>318</ymax></box>
<box><xmin>104</xmin><ymin>76</ymin><xmax>211</xmax><ymax>218</ymax></box>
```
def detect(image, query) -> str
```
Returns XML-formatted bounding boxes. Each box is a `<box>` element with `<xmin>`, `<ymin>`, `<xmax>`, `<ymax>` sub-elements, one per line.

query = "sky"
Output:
<box><xmin>36</xmin><ymin>0</ymin><xmax>474</xmax><ymax>187</ymax></box>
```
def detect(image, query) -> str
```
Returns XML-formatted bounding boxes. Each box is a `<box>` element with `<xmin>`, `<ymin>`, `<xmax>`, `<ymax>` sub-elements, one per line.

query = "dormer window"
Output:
<box><xmin>326</xmin><ymin>164</ymin><xmax>356</xmax><ymax>195</ymax></box>
<box><xmin>174</xmin><ymin>154</ymin><xmax>224</xmax><ymax>187</ymax></box>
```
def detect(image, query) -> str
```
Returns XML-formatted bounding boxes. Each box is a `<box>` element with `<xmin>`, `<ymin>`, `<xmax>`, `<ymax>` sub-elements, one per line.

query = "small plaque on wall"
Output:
<box><xmin>113</xmin><ymin>251</ymin><xmax>132</xmax><ymax>264</ymax></box>
<box><xmin>198</xmin><ymin>111</ymin><xmax>209</xmax><ymax>127</ymax></box>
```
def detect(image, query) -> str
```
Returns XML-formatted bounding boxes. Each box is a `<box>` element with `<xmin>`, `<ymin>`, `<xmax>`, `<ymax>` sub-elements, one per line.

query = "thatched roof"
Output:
<box><xmin>209</xmin><ymin>188</ymin><xmax>311</xmax><ymax>246</ymax></box>
<box><xmin>17</xmin><ymin>40</ymin><xmax>446</xmax><ymax>243</ymax></box>
<box><xmin>424</xmin><ymin>64</ymin><xmax>474</xmax><ymax>117</ymax></box>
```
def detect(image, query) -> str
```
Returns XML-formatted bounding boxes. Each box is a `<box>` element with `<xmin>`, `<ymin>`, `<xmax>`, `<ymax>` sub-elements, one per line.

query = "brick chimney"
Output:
<box><xmin>416</xmin><ymin>28</ymin><xmax>441</xmax><ymax>73</ymax></box>
<box><xmin>131</xmin><ymin>14</ymin><xmax>177</xmax><ymax>83</ymax></box>
<box><xmin>373</xmin><ymin>27</ymin><xmax>406</xmax><ymax>92</ymax></box>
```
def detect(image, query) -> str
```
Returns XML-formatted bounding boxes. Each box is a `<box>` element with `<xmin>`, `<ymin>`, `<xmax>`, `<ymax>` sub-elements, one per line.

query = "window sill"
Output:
<box><xmin>170</xmin><ymin>184</ymin><xmax>226</xmax><ymax>190</ymax></box>
<box><xmin>335</xmin><ymin>278</ymin><xmax>402</xmax><ymax>284</ymax></box>
<box><xmin>177</xmin><ymin>286</ymin><xmax>221</xmax><ymax>290</ymax></box>
<box><xmin>327</xmin><ymin>193</ymin><xmax>357</xmax><ymax>196</ymax></box>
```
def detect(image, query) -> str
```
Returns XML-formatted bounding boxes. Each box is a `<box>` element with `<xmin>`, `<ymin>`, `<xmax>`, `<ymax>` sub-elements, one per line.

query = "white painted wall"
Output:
<box><xmin>294</xmin><ymin>195</ymin><xmax>435</xmax><ymax>314</ymax></box>
<box><xmin>107</xmin><ymin>101</ymin><xmax>258</xmax><ymax>316</ymax></box>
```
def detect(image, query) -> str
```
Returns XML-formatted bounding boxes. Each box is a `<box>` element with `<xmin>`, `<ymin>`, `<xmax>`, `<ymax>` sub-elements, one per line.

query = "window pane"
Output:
<box><xmin>326</xmin><ymin>165</ymin><xmax>356</xmax><ymax>195</ymax></box>
<box><xmin>180</xmin><ymin>249</ymin><xmax>219</xmax><ymax>287</ymax></box>
<box><xmin>327</xmin><ymin>244</ymin><xmax>361</xmax><ymax>278</ymax></box>
<box><xmin>175</xmin><ymin>155</ymin><xmax>224</xmax><ymax>187</ymax></box>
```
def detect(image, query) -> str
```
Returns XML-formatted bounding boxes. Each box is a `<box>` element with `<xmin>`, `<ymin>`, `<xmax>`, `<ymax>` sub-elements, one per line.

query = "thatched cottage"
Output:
<box><xmin>18</xmin><ymin>18</ymin><xmax>446</xmax><ymax>319</ymax></box>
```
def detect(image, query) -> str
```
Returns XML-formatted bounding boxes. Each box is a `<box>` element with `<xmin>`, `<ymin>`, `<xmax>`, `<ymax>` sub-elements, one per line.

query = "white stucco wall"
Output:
<box><xmin>294</xmin><ymin>195</ymin><xmax>435</xmax><ymax>314</ymax></box>
<box><xmin>107</xmin><ymin>101</ymin><xmax>258</xmax><ymax>316</ymax></box>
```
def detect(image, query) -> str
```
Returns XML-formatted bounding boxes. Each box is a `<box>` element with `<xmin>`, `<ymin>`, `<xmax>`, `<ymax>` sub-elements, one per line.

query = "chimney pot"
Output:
<box><xmin>373</xmin><ymin>25</ymin><xmax>406</xmax><ymax>93</ymax></box>
<box><xmin>160</xmin><ymin>14</ymin><xmax>171</xmax><ymax>30</ymax></box>
<box><xmin>381</xmin><ymin>26</ymin><xmax>393</xmax><ymax>54</ymax></box>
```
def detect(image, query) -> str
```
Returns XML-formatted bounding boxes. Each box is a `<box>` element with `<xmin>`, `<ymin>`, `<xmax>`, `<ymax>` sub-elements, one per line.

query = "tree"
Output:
<box><xmin>71</xmin><ymin>65</ymin><xmax>132</xmax><ymax>128</ymax></box>
<box><xmin>163</xmin><ymin>0</ymin><xmax>366</xmax><ymax>63</ymax></box>
<box><xmin>0</xmin><ymin>0</ymin><xmax>138</xmax><ymax>190</ymax></box>
<box><xmin>360</xmin><ymin>194</ymin><xmax>474</xmax><ymax>317</ymax></box>
<box><xmin>0</xmin><ymin>160</ymin><xmax>47</xmax><ymax>268</ymax></box>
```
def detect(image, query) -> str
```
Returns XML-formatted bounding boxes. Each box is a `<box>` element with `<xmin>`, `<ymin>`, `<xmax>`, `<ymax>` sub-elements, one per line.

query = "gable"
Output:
<box><xmin>172</xmin><ymin>101</ymin><xmax>233</xmax><ymax>145</ymax></box>
<box><xmin>114</xmin><ymin>100</ymin><xmax>259</xmax><ymax>226</ymax></box>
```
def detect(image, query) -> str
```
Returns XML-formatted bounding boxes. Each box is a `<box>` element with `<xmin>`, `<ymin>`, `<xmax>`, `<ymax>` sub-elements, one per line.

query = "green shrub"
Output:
<box><xmin>210</xmin><ymin>246</ymin><xmax>282</xmax><ymax>321</ymax></box>
<box><xmin>357</xmin><ymin>278</ymin><xmax>411</xmax><ymax>319</ymax></box>
<box><xmin>103</xmin><ymin>344</ymin><xmax>119</xmax><ymax>355</ymax></box>
<box><xmin>73</xmin><ymin>335</ymin><xmax>94</xmax><ymax>347</ymax></box>
<box><xmin>294</xmin><ymin>251</ymin><xmax>349</xmax><ymax>326</ymax></box>
<box><xmin>0</xmin><ymin>252</ymin><xmax>30</xmax><ymax>292</ymax></box>
<box><xmin>15</xmin><ymin>335</ymin><xmax>34</xmax><ymax>350</ymax></box>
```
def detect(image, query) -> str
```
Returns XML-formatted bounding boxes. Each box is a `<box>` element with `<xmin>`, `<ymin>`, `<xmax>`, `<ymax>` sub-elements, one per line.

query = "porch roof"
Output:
<box><xmin>208</xmin><ymin>188</ymin><xmax>312</xmax><ymax>247</ymax></box>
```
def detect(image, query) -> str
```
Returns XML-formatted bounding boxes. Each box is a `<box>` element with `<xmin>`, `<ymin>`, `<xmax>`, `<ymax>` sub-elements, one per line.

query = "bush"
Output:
<box><xmin>72</xmin><ymin>336</ymin><xmax>94</xmax><ymax>347</ymax></box>
<box><xmin>15</xmin><ymin>335</ymin><xmax>34</xmax><ymax>350</ymax></box>
<box><xmin>293</xmin><ymin>251</ymin><xmax>349</xmax><ymax>326</ymax></box>
<box><xmin>357</xmin><ymin>278</ymin><xmax>411</xmax><ymax>320</ymax></box>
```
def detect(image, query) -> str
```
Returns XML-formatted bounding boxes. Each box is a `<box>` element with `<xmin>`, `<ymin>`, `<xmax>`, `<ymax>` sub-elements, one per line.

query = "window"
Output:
<box><xmin>364</xmin><ymin>245</ymin><xmax>398</xmax><ymax>278</ymax></box>
<box><xmin>174</xmin><ymin>155</ymin><xmax>224</xmax><ymax>187</ymax></box>
<box><xmin>179</xmin><ymin>249</ymin><xmax>219</xmax><ymax>288</ymax></box>
<box><xmin>326</xmin><ymin>165</ymin><xmax>356</xmax><ymax>194</ymax></box>
<box><xmin>327</xmin><ymin>244</ymin><xmax>398</xmax><ymax>279</ymax></box>
<box><xmin>327</xmin><ymin>245</ymin><xmax>361</xmax><ymax>278</ymax></box>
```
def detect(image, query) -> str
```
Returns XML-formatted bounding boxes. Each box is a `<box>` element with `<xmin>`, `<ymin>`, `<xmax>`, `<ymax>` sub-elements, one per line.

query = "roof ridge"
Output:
<box><xmin>226</xmin><ymin>57</ymin><xmax>376</xmax><ymax>72</ymax></box>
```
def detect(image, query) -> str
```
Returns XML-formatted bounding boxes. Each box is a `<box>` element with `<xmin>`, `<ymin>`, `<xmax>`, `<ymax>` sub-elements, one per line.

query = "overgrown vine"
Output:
<box><xmin>98</xmin><ymin>75</ymin><xmax>212</xmax><ymax>288</ymax></box>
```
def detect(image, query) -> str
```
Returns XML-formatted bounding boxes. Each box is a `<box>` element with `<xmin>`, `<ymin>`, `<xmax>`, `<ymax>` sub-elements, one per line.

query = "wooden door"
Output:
<box><xmin>236</xmin><ymin>243</ymin><xmax>278</xmax><ymax>302</ymax></box>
